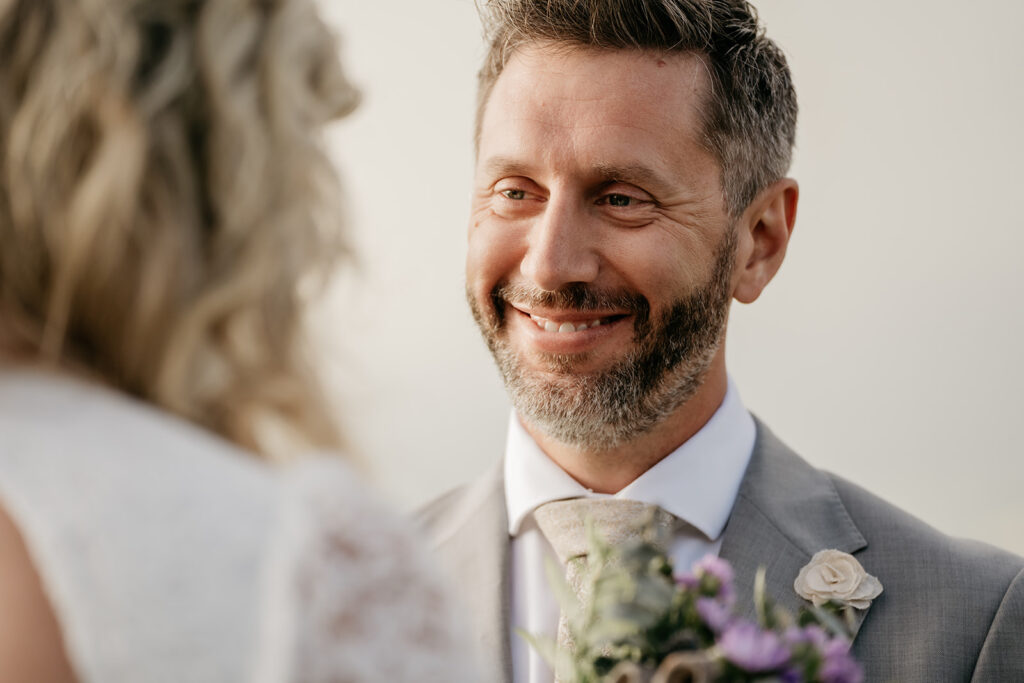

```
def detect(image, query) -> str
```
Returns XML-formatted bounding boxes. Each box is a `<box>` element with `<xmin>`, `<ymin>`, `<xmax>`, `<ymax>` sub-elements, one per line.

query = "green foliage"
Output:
<box><xmin>523</xmin><ymin>517</ymin><xmax>863</xmax><ymax>683</ymax></box>
<box><xmin>530</xmin><ymin>521</ymin><xmax>722</xmax><ymax>681</ymax></box>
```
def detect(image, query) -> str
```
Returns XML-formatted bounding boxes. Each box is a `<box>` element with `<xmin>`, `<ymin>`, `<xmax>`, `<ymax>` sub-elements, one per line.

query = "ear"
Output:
<box><xmin>732</xmin><ymin>178</ymin><xmax>798</xmax><ymax>304</ymax></box>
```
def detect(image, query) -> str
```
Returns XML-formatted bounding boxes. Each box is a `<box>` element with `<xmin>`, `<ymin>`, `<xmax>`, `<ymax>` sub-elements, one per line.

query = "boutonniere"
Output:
<box><xmin>795</xmin><ymin>550</ymin><xmax>883</xmax><ymax>611</ymax></box>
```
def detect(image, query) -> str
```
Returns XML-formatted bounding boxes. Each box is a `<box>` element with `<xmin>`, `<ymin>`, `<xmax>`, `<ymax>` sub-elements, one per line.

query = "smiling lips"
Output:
<box><xmin>528</xmin><ymin>314</ymin><xmax>612</xmax><ymax>333</ymax></box>
<box><xmin>510</xmin><ymin>301</ymin><xmax>632</xmax><ymax>335</ymax></box>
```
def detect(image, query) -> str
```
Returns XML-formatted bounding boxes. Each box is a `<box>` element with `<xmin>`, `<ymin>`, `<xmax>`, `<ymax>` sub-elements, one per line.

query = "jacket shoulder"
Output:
<box><xmin>827</xmin><ymin>472</ymin><xmax>1024</xmax><ymax>580</ymax></box>
<box><xmin>825</xmin><ymin>471</ymin><xmax>1024</xmax><ymax>681</ymax></box>
<box><xmin>414</xmin><ymin>459</ymin><xmax>505</xmax><ymax>546</ymax></box>
<box><xmin>416</xmin><ymin>483</ymin><xmax>472</xmax><ymax>533</ymax></box>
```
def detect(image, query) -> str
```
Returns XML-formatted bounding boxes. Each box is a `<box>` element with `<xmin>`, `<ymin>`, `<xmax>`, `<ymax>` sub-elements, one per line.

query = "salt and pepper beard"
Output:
<box><xmin>469</xmin><ymin>227</ymin><xmax>737</xmax><ymax>451</ymax></box>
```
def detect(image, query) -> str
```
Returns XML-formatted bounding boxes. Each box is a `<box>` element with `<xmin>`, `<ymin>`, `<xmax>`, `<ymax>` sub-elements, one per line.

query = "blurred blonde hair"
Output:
<box><xmin>0</xmin><ymin>0</ymin><xmax>358</xmax><ymax>460</ymax></box>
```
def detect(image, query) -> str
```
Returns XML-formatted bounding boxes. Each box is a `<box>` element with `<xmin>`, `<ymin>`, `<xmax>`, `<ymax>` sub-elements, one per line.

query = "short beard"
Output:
<box><xmin>468</xmin><ymin>228</ymin><xmax>736</xmax><ymax>451</ymax></box>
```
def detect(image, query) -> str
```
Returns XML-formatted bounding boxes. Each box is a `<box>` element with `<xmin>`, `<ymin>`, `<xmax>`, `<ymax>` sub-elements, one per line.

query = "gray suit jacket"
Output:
<box><xmin>418</xmin><ymin>420</ymin><xmax>1024</xmax><ymax>682</ymax></box>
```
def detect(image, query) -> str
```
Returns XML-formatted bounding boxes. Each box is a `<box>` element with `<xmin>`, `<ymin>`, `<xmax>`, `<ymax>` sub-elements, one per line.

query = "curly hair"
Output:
<box><xmin>0</xmin><ymin>0</ymin><xmax>358</xmax><ymax>460</ymax></box>
<box><xmin>475</xmin><ymin>0</ymin><xmax>798</xmax><ymax>216</ymax></box>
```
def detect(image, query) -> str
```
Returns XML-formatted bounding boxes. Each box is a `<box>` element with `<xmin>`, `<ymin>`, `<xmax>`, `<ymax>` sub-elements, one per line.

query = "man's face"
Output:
<box><xmin>466</xmin><ymin>44</ymin><xmax>738</xmax><ymax>450</ymax></box>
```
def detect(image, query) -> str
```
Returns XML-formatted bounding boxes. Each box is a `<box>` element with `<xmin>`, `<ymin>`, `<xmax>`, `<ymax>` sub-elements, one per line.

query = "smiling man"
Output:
<box><xmin>465</xmin><ymin>44</ymin><xmax>772</xmax><ymax>496</ymax></box>
<box><xmin>420</xmin><ymin>1</ymin><xmax>1024</xmax><ymax>682</ymax></box>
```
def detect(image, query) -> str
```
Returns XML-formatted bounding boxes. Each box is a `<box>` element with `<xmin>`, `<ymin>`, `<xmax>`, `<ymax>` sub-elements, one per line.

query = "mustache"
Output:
<box><xmin>491</xmin><ymin>283</ymin><xmax>650</xmax><ymax>321</ymax></box>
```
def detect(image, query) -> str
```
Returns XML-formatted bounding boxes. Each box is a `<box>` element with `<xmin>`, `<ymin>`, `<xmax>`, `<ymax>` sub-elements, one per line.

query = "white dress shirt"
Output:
<box><xmin>504</xmin><ymin>379</ymin><xmax>756</xmax><ymax>683</ymax></box>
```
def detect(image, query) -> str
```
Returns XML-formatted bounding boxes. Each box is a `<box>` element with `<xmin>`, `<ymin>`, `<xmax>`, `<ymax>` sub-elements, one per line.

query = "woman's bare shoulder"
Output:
<box><xmin>0</xmin><ymin>503</ymin><xmax>78</xmax><ymax>683</ymax></box>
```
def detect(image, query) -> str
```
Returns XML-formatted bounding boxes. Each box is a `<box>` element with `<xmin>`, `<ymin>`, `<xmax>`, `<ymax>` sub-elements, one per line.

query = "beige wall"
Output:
<box><xmin>314</xmin><ymin>0</ymin><xmax>1024</xmax><ymax>556</ymax></box>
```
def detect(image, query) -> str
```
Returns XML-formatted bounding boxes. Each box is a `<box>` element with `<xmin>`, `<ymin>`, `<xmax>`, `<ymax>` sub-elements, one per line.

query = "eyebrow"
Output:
<box><xmin>480</xmin><ymin>156</ymin><xmax>671</xmax><ymax>192</ymax></box>
<box><xmin>480</xmin><ymin>155</ymin><xmax>535</xmax><ymax>180</ymax></box>
<box><xmin>592</xmin><ymin>162</ymin><xmax>669</xmax><ymax>191</ymax></box>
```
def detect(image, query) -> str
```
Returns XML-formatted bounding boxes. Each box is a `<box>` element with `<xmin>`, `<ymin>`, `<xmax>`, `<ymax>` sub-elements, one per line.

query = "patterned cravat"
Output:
<box><xmin>532</xmin><ymin>498</ymin><xmax>678</xmax><ymax>677</ymax></box>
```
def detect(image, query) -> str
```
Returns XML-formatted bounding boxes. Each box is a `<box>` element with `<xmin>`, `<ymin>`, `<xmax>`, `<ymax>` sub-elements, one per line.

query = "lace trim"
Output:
<box><xmin>256</xmin><ymin>459</ymin><xmax>477</xmax><ymax>682</ymax></box>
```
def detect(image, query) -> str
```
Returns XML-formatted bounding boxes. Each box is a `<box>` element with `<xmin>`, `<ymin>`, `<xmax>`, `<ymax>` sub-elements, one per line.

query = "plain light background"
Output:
<box><xmin>311</xmin><ymin>0</ymin><xmax>1024</xmax><ymax>557</ymax></box>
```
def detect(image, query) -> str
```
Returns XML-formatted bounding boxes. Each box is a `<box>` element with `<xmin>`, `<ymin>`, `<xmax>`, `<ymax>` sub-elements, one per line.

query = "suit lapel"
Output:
<box><xmin>719</xmin><ymin>419</ymin><xmax>873</xmax><ymax>640</ymax></box>
<box><xmin>426</xmin><ymin>462</ymin><xmax>513</xmax><ymax>683</ymax></box>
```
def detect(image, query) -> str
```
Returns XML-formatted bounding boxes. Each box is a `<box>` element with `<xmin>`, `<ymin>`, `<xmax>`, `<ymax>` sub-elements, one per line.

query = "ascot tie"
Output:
<box><xmin>532</xmin><ymin>498</ymin><xmax>678</xmax><ymax>676</ymax></box>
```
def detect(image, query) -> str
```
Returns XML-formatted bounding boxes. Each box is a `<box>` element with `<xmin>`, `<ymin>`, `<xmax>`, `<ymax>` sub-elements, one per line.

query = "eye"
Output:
<box><xmin>596</xmin><ymin>191</ymin><xmax>651</xmax><ymax>208</ymax></box>
<box><xmin>489</xmin><ymin>178</ymin><xmax>544</xmax><ymax>218</ymax></box>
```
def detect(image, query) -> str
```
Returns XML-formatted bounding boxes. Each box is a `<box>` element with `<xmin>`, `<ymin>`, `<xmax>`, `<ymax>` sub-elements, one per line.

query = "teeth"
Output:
<box><xmin>530</xmin><ymin>314</ymin><xmax>608</xmax><ymax>333</ymax></box>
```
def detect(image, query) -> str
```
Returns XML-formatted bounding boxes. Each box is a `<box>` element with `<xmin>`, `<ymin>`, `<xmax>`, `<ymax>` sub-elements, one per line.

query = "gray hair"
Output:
<box><xmin>475</xmin><ymin>0</ymin><xmax>797</xmax><ymax>216</ymax></box>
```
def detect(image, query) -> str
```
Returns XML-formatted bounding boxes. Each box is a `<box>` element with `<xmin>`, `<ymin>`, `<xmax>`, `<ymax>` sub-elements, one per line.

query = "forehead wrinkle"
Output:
<box><xmin>480</xmin><ymin>106</ymin><xmax>699</xmax><ymax>192</ymax></box>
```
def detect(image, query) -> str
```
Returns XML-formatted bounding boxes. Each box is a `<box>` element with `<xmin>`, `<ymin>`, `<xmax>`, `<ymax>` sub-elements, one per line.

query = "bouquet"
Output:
<box><xmin>521</xmin><ymin>519</ymin><xmax>866</xmax><ymax>683</ymax></box>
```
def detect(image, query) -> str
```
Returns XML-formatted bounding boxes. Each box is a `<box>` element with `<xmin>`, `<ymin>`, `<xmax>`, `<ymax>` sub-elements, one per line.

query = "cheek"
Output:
<box><xmin>466</xmin><ymin>216</ymin><xmax>525</xmax><ymax>299</ymax></box>
<box><xmin>607</xmin><ymin>231</ymin><xmax>701</xmax><ymax>302</ymax></box>
<box><xmin>657</xmin><ymin>220</ymin><xmax>730</xmax><ymax>285</ymax></box>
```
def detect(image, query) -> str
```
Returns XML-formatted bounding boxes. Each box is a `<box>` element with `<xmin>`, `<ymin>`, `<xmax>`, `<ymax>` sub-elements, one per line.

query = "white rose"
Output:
<box><xmin>794</xmin><ymin>549</ymin><xmax>883</xmax><ymax>610</ymax></box>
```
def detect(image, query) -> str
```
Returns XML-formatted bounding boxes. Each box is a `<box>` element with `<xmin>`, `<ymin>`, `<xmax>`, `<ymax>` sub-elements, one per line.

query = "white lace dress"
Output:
<box><xmin>0</xmin><ymin>369</ymin><xmax>476</xmax><ymax>682</ymax></box>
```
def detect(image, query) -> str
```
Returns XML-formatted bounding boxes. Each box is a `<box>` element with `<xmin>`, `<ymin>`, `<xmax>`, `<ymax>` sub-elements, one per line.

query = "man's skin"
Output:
<box><xmin>465</xmin><ymin>44</ymin><xmax>798</xmax><ymax>492</ymax></box>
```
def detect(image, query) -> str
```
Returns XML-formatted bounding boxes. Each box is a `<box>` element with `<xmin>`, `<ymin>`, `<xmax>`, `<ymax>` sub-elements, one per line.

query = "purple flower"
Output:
<box><xmin>693</xmin><ymin>554</ymin><xmax>735</xmax><ymax>603</ymax></box>
<box><xmin>779</xmin><ymin>669</ymin><xmax>804</xmax><ymax>683</ymax></box>
<box><xmin>781</xmin><ymin>626</ymin><xmax>862</xmax><ymax>683</ymax></box>
<box><xmin>695</xmin><ymin>597</ymin><xmax>733</xmax><ymax>633</ymax></box>
<box><xmin>718</xmin><ymin>620</ymin><xmax>790</xmax><ymax>672</ymax></box>
<box><xmin>783</xmin><ymin>624</ymin><xmax>829</xmax><ymax>649</ymax></box>
<box><xmin>820</xmin><ymin>638</ymin><xmax>863</xmax><ymax>683</ymax></box>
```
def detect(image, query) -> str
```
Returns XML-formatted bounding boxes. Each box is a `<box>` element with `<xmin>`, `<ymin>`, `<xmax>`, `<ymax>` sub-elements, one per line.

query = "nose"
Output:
<box><xmin>520</xmin><ymin>197</ymin><xmax>599</xmax><ymax>291</ymax></box>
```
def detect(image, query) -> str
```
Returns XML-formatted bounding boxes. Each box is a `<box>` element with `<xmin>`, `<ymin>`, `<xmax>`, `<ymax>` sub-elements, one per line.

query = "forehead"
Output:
<box><xmin>478</xmin><ymin>44</ymin><xmax>713</xmax><ymax>175</ymax></box>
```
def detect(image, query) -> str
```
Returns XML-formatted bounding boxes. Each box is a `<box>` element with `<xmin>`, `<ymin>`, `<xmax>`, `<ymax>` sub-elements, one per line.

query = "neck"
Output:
<box><xmin>522</xmin><ymin>355</ymin><xmax>729</xmax><ymax>494</ymax></box>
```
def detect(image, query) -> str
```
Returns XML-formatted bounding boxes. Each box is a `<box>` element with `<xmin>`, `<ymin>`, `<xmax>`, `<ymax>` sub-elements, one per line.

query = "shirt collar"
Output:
<box><xmin>504</xmin><ymin>377</ymin><xmax>756</xmax><ymax>541</ymax></box>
